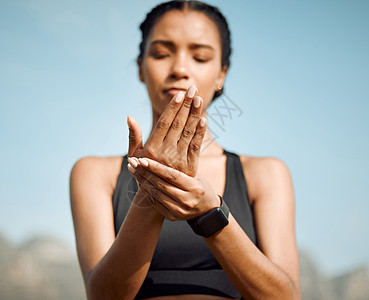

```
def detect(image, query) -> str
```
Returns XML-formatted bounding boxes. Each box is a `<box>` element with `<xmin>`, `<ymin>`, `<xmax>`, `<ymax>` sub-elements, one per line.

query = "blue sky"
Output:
<box><xmin>1</xmin><ymin>0</ymin><xmax>368</xmax><ymax>276</ymax></box>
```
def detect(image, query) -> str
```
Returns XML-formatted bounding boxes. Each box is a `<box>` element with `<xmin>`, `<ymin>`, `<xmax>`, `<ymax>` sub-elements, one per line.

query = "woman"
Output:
<box><xmin>70</xmin><ymin>1</ymin><xmax>300</xmax><ymax>299</ymax></box>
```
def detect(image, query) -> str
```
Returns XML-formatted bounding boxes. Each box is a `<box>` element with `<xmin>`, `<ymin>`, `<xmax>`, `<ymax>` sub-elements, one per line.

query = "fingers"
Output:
<box><xmin>135</xmin><ymin>85</ymin><xmax>203</xmax><ymax>177</ymax></box>
<box><xmin>127</xmin><ymin>158</ymin><xmax>192</xmax><ymax>220</ymax></box>
<box><xmin>176</xmin><ymin>95</ymin><xmax>203</xmax><ymax>153</ymax></box>
<box><xmin>133</xmin><ymin>157</ymin><xmax>193</xmax><ymax>191</ymax></box>
<box><xmin>164</xmin><ymin>85</ymin><xmax>198</xmax><ymax>145</ymax></box>
<box><xmin>131</xmin><ymin>170</ymin><xmax>178</xmax><ymax>218</ymax></box>
<box><xmin>127</xmin><ymin>116</ymin><xmax>143</xmax><ymax>157</ymax></box>
<box><xmin>139</xmin><ymin>182</ymin><xmax>190</xmax><ymax>221</ymax></box>
<box><xmin>146</xmin><ymin>91</ymin><xmax>185</xmax><ymax>144</ymax></box>
<box><xmin>128</xmin><ymin>157</ymin><xmax>185</xmax><ymax>197</ymax></box>
<box><xmin>127</xmin><ymin>157</ymin><xmax>217</xmax><ymax>221</ymax></box>
<box><xmin>187</xmin><ymin>117</ymin><xmax>207</xmax><ymax>175</ymax></box>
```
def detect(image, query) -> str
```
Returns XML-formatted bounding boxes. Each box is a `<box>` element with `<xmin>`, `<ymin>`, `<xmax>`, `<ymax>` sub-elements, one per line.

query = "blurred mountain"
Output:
<box><xmin>299</xmin><ymin>250</ymin><xmax>369</xmax><ymax>300</ymax></box>
<box><xmin>0</xmin><ymin>233</ymin><xmax>85</xmax><ymax>300</ymax></box>
<box><xmin>0</xmin><ymin>232</ymin><xmax>368</xmax><ymax>300</ymax></box>
<box><xmin>328</xmin><ymin>265</ymin><xmax>369</xmax><ymax>300</ymax></box>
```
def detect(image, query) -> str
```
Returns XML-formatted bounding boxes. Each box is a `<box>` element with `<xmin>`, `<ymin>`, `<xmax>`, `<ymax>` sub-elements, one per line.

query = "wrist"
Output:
<box><xmin>187</xmin><ymin>195</ymin><xmax>229</xmax><ymax>238</ymax></box>
<box><xmin>133</xmin><ymin>189</ymin><xmax>164</xmax><ymax>218</ymax></box>
<box><xmin>212</xmin><ymin>192</ymin><xmax>222</xmax><ymax>207</ymax></box>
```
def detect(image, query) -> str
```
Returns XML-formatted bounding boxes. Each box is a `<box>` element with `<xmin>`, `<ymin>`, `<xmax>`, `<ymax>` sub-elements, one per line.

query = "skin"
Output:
<box><xmin>138</xmin><ymin>10</ymin><xmax>227</xmax><ymax>120</ymax></box>
<box><xmin>70</xmin><ymin>8</ymin><xmax>300</xmax><ymax>300</ymax></box>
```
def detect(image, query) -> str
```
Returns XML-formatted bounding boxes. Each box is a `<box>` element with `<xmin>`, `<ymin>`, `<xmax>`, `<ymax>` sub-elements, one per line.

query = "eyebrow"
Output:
<box><xmin>150</xmin><ymin>40</ymin><xmax>215</xmax><ymax>51</ymax></box>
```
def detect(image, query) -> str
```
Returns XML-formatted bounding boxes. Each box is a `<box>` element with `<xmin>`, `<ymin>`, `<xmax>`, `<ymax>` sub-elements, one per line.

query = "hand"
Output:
<box><xmin>127</xmin><ymin>85</ymin><xmax>206</xmax><ymax>177</ymax></box>
<box><xmin>127</xmin><ymin>157</ymin><xmax>220</xmax><ymax>221</ymax></box>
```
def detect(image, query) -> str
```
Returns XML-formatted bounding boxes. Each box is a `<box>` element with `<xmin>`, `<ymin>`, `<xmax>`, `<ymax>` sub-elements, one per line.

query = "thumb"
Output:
<box><xmin>127</xmin><ymin>116</ymin><xmax>143</xmax><ymax>157</ymax></box>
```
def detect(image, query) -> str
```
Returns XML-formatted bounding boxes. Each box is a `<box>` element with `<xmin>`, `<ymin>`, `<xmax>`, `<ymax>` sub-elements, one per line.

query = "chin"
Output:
<box><xmin>151</xmin><ymin>102</ymin><xmax>168</xmax><ymax>117</ymax></box>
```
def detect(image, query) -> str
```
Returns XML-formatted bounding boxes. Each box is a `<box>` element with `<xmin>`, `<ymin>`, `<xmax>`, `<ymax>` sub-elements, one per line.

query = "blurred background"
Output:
<box><xmin>1</xmin><ymin>0</ymin><xmax>368</xmax><ymax>299</ymax></box>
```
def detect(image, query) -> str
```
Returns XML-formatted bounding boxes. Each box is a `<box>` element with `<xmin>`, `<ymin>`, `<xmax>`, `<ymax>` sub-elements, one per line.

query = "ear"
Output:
<box><xmin>216</xmin><ymin>65</ymin><xmax>228</xmax><ymax>89</ymax></box>
<box><xmin>137</xmin><ymin>58</ymin><xmax>145</xmax><ymax>83</ymax></box>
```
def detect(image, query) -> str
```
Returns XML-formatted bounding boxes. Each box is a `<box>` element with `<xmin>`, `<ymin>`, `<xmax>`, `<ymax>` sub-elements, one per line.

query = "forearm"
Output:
<box><xmin>86</xmin><ymin>190</ymin><xmax>164</xmax><ymax>300</ymax></box>
<box><xmin>205</xmin><ymin>214</ymin><xmax>300</xmax><ymax>300</ymax></box>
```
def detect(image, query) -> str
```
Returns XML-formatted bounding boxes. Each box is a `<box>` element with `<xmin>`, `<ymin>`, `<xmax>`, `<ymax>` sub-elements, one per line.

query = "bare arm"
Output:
<box><xmin>127</xmin><ymin>157</ymin><xmax>300</xmax><ymax>299</ymax></box>
<box><xmin>205</xmin><ymin>157</ymin><xmax>300</xmax><ymax>299</ymax></box>
<box><xmin>70</xmin><ymin>157</ymin><xmax>165</xmax><ymax>300</ymax></box>
<box><xmin>70</xmin><ymin>87</ymin><xmax>206</xmax><ymax>299</ymax></box>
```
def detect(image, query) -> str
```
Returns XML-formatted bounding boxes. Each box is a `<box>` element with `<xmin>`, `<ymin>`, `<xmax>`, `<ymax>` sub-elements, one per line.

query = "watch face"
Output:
<box><xmin>196</xmin><ymin>208</ymin><xmax>229</xmax><ymax>238</ymax></box>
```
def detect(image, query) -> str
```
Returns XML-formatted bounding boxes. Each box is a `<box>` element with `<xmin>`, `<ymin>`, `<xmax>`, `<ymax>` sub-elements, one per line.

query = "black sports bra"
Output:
<box><xmin>112</xmin><ymin>150</ymin><xmax>257</xmax><ymax>299</ymax></box>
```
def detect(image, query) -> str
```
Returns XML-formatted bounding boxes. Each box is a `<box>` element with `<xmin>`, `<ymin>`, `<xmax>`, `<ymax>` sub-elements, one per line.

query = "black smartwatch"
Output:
<box><xmin>187</xmin><ymin>196</ymin><xmax>229</xmax><ymax>238</ymax></box>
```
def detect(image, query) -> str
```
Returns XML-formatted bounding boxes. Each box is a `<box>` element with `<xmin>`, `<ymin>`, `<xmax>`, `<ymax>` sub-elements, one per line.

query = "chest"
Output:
<box><xmin>197</xmin><ymin>156</ymin><xmax>227</xmax><ymax>197</ymax></box>
<box><xmin>150</xmin><ymin>218</ymin><xmax>221</xmax><ymax>270</ymax></box>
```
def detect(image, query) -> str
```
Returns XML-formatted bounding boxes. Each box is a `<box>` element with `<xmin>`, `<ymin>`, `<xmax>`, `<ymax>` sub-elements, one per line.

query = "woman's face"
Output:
<box><xmin>139</xmin><ymin>9</ymin><xmax>227</xmax><ymax>116</ymax></box>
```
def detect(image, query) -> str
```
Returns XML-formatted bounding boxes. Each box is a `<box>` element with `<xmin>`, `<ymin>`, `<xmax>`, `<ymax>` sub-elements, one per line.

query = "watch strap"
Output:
<box><xmin>187</xmin><ymin>195</ymin><xmax>229</xmax><ymax>238</ymax></box>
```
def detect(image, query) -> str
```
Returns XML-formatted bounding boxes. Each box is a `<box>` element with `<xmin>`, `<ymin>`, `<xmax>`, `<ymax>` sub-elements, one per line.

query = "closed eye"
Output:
<box><xmin>194</xmin><ymin>57</ymin><xmax>210</xmax><ymax>63</ymax></box>
<box><xmin>152</xmin><ymin>53</ymin><xmax>169</xmax><ymax>59</ymax></box>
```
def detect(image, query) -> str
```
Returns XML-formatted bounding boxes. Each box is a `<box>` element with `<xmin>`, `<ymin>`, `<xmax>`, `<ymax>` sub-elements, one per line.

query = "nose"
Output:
<box><xmin>169</xmin><ymin>52</ymin><xmax>190</xmax><ymax>80</ymax></box>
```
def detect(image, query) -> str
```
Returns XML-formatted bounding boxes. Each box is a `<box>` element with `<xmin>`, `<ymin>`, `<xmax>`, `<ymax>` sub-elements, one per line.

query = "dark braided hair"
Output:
<box><xmin>138</xmin><ymin>0</ymin><xmax>232</xmax><ymax>100</ymax></box>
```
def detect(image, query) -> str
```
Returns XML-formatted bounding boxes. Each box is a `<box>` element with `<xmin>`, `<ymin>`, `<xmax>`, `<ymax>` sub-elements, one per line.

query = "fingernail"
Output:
<box><xmin>127</xmin><ymin>163</ymin><xmax>135</xmax><ymax>173</ymax></box>
<box><xmin>194</xmin><ymin>96</ymin><xmax>201</xmax><ymax>108</ymax></box>
<box><xmin>187</xmin><ymin>85</ymin><xmax>197</xmax><ymax>98</ymax></box>
<box><xmin>138</xmin><ymin>158</ymin><xmax>149</xmax><ymax>167</ymax></box>
<box><xmin>200</xmin><ymin>117</ymin><xmax>206</xmax><ymax>127</ymax></box>
<box><xmin>127</xmin><ymin>116</ymin><xmax>131</xmax><ymax>129</ymax></box>
<box><xmin>175</xmin><ymin>91</ymin><xmax>185</xmax><ymax>103</ymax></box>
<box><xmin>127</xmin><ymin>157</ymin><xmax>138</xmax><ymax>168</ymax></box>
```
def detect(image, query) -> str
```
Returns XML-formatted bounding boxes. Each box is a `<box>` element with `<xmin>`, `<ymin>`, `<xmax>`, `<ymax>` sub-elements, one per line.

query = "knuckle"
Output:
<box><xmin>156</xmin><ymin>181</ymin><xmax>165</xmax><ymax>191</ymax></box>
<box><xmin>189</xmin><ymin>111</ymin><xmax>199</xmax><ymax>121</ymax></box>
<box><xmin>157</xmin><ymin>118</ymin><xmax>169</xmax><ymax>129</ymax></box>
<box><xmin>193</xmin><ymin>185</ymin><xmax>205</xmax><ymax>197</ymax></box>
<box><xmin>190</xmin><ymin>142</ymin><xmax>201</xmax><ymax>152</ymax></box>
<box><xmin>151</xmin><ymin>186</ymin><xmax>161</xmax><ymax>199</ymax></box>
<box><xmin>148</xmin><ymin>196</ymin><xmax>155</xmax><ymax>205</ymax></box>
<box><xmin>182</xmin><ymin>128</ymin><xmax>194</xmax><ymax>139</ymax></box>
<box><xmin>182</xmin><ymin>201</ymin><xmax>192</xmax><ymax>210</ymax></box>
<box><xmin>171</xmin><ymin>119</ymin><xmax>182</xmax><ymax>130</ymax></box>
<box><xmin>145</xmin><ymin>146</ymin><xmax>156</xmax><ymax>158</ymax></box>
<box><xmin>129</xmin><ymin>132</ymin><xmax>138</xmax><ymax>143</ymax></box>
<box><xmin>184</xmin><ymin>199</ymin><xmax>198</xmax><ymax>210</ymax></box>
<box><xmin>168</xmin><ymin>170</ymin><xmax>178</xmax><ymax>181</ymax></box>
<box><xmin>183</xmin><ymin>100</ymin><xmax>192</xmax><ymax>109</ymax></box>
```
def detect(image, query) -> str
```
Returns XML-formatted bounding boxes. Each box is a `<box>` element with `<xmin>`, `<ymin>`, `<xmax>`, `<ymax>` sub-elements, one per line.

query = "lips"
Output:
<box><xmin>163</xmin><ymin>88</ymin><xmax>187</xmax><ymax>97</ymax></box>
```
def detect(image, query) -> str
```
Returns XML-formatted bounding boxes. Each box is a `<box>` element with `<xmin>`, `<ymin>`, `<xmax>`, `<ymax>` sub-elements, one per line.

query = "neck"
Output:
<box><xmin>150</xmin><ymin>108</ymin><xmax>224</xmax><ymax>158</ymax></box>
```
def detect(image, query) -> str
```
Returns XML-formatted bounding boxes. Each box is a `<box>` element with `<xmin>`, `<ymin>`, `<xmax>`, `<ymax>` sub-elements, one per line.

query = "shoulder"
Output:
<box><xmin>239</xmin><ymin>155</ymin><xmax>291</xmax><ymax>180</ymax></box>
<box><xmin>240</xmin><ymin>155</ymin><xmax>299</xmax><ymax>291</ymax></box>
<box><xmin>70</xmin><ymin>156</ymin><xmax>124</xmax><ymax>199</ymax></box>
<box><xmin>70</xmin><ymin>157</ymin><xmax>124</xmax><ymax>280</ymax></box>
<box><xmin>239</xmin><ymin>155</ymin><xmax>293</xmax><ymax>205</ymax></box>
